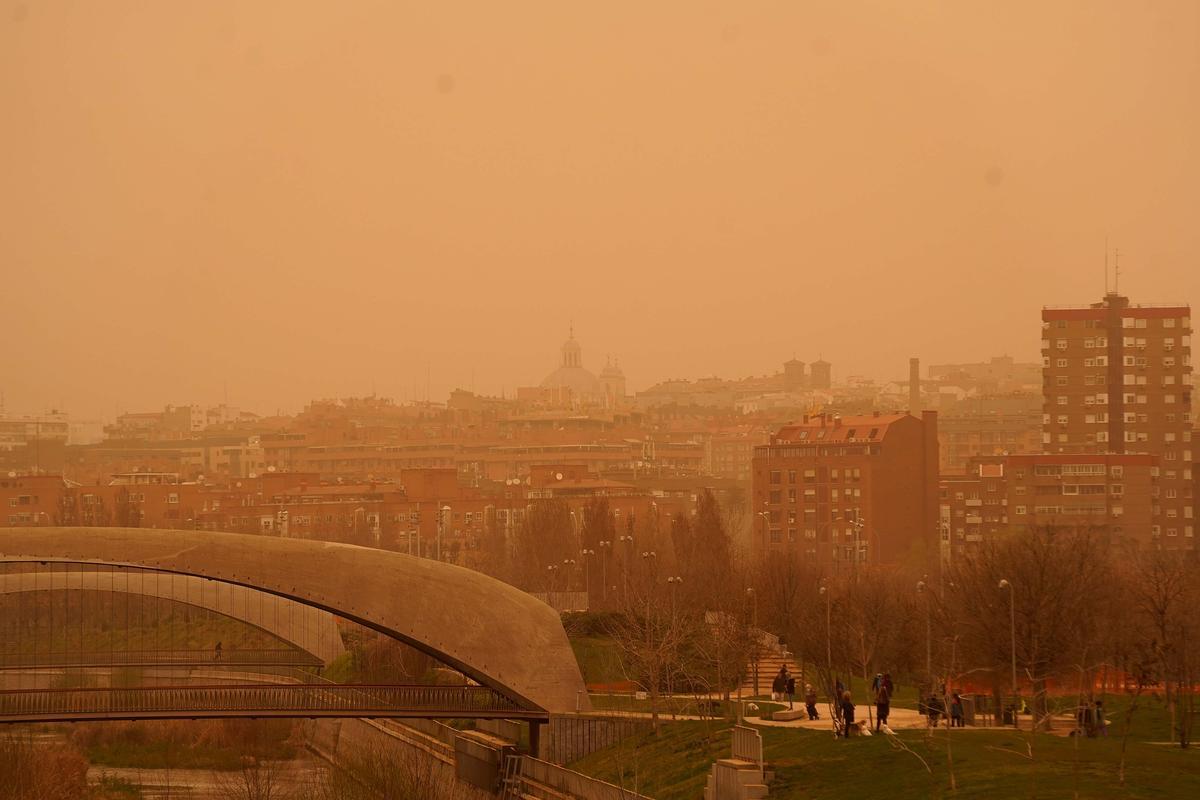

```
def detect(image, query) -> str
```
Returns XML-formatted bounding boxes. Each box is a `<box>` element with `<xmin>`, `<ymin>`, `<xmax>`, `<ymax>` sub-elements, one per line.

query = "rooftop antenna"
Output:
<box><xmin>1104</xmin><ymin>236</ymin><xmax>1109</xmax><ymax>295</ymax></box>
<box><xmin>1114</xmin><ymin>247</ymin><xmax>1122</xmax><ymax>294</ymax></box>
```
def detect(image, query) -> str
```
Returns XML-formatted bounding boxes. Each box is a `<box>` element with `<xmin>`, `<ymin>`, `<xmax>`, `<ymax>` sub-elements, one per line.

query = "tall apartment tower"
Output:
<box><xmin>1041</xmin><ymin>292</ymin><xmax>1194</xmax><ymax>546</ymax></box>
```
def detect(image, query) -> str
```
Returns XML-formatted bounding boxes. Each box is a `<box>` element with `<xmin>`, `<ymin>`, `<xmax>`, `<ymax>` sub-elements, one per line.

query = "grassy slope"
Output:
<box><xmin>571</xmin><ymin>694</ymin><xmax>1200</xmax><ymax>800</ymax></box>
<box><xmin>571</xmin><ymin>635</ymin><xmax>628</xmax><ymax>685</ymax></box>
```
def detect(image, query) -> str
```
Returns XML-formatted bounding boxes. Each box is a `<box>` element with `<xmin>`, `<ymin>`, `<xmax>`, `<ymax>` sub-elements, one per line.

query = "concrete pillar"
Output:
<box><xmin>528</xmin><ymin>720</ymin><xmax>542</xmax><ymax>759</ymax></box>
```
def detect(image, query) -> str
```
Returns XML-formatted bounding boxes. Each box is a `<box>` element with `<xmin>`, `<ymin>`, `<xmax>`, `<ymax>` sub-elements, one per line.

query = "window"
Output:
<box><xmin>1165</xmin><ymin>318</ymin><xmax>1177</xmax><ymax>328</ymax></box>
<box><xmin>769</xmin><ymin>490</ymin><xmax>781</xmax><ymax>504</ymax></box>
<box><xmin>770</xmin><ymin>470</ymin><xmax>781</xmax><ymax>484</ymax></box>
<box><xmin>1057</xmin><ymin>339</ymin><xmax>1068</xmax><ymax>350</ymax></box>
<box><xmin>1057</xmin><ymin>358</ymin><xmax>1068</xmax><ymax>367</ymax></box>
<box><xmin>788</xmin><ymin>470</ymin><xmax>797</xmax><ymax>483</ymax></box>
<box><xmin>1057</xmin><ymin>396</ymin><xmax>1068</xmax><ymax>405</ymax></box>
<box><xmin>1056</xmin><ymin>376</ymin><xmax>1068</xmax><ymax>386</ymax></box>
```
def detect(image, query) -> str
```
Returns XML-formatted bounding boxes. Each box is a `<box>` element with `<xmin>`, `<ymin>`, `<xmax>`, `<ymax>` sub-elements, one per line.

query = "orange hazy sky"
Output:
<box><xmin>2</xmin><ymin>1</ymin><xmax>1198</xmax><ymax>419</ymax></box>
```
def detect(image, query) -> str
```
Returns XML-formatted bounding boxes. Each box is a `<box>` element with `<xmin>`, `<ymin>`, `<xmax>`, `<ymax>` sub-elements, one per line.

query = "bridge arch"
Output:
<box><xmin>0</xmin><ymin>569</ymin><xmax>344</xmax><ymax>665</ymax></box>
<box><xmin>0</xmin><ymin>528</ymin><xmax>588</xmax><ymax>713</ymax></box>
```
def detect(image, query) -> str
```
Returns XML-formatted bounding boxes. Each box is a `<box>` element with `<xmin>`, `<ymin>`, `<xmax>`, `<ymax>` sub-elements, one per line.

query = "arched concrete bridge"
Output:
<box><xmin>0</xmin><ymin>569</ymin><xmax>344</xmax><ymax>668</ymax></box>
<box><xmin>0</xmin><ymin>527</ymin><xmax>588</xmax><ymax>734</ymax></box>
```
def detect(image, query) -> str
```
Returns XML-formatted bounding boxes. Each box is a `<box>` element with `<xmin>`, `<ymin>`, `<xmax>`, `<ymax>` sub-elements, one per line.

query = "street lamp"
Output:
<box><xmin>581</xmin><ymin>549</ymin><xmax>595</xmax><ymax>604</ymax></box>
<box><xmin>437</xmin><ymin>505</ymin><xmax>452</xmax><ymax>561</ymax></box>
<box><xmin>757</xmin><ymin>510</ymin><xmax>771</xmax><ymax>549</ymax></box>
<box><xmin>666</xmin><ymin>575</ymin><xmax>683</xmax><ymax>622</ymax></box>
<box><xmin>563</xmin><ymin>558</ymin><xmax>577</xmax><ymax>593</ymax></box>
<box><xmin>546</xmin><ymin>564</ymin><xmax>560</xmax><ymax>593</ymax></box>
<box><xmin>746</xmin><ymin>587</ymin><xmax>759</xmax><ymax>695</ymax></box>
<box><xmin>818</xmin><ymin>581</ymin><xmax>832</xmax><ymax>690</ymax></box>
<box><xmin>619</xmin><ymin>534</ymin><xmax>635</xmax><ymax>603</ymax></box>
<box><xmin>917</xmin><ymin>578</ymin><xmax>932</xmax><ymax>693</ymax></box>
<box><xmin>999</xmin><ymin>578</ymin><xmax>1017</xmax><ymax>727</ymax></box>
<box><xmin>598</xmin><ymin>540</ymin><xmax>612</xmax><ymax>603</ymax></box>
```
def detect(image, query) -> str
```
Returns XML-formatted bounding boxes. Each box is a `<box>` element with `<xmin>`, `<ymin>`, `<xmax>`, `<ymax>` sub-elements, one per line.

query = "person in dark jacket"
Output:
<box><xmin>772</xmin><ymin>667</ymin><xmax>787</xmax><ymax>701</ymax></box>
<box><xmin>839</xmin><ymin>691</ymin><xmax>856</xmax><ymax>737</ymax></box>
<box><xmin>785</xmin><ymin>675</ymin><xmax>796</xmax><ymax>709</ymax></box>
<box><xmin>874</xmin><ymin>679</ymin><xmax>892</xmax><ymax>731</ymax></box>
<box><xmin>950</xmin><ymin>693</ymin><xmax>964</xmax><ymax>727</ymax></box>
<box><xmin>927</xmin><ymin>692</ymin><xmax>945</xmax><ymax>726</ymax></box>
<box><xmin>804</xmin><ymin>685</ymin><xmax>820</xmax><ymax>720</ymax></box>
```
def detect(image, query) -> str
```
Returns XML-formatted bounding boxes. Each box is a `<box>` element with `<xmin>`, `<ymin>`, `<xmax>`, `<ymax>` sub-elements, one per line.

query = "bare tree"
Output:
<box><xmin>948</xmin><ymin>525</ymin><xmax>1109</xmax><ymax>730</ymax></box>
<box><xmin>1123</xmin><ymin>548</ymin><xmax>1200</xmax><ymax>746</ymax></box>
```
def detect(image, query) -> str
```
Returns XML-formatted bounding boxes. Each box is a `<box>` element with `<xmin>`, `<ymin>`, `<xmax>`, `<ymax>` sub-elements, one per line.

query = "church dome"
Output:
<box><xmin>542</xmin><ymin>330</ymin><xmax>603</xmax><ymax>398</ymax></box>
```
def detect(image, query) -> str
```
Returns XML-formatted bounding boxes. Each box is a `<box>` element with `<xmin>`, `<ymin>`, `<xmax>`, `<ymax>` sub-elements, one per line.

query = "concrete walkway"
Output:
<box><xmin>751</xmin><ymin>706</ymin><xmax>931</xmax><ymax>732</ymax></box>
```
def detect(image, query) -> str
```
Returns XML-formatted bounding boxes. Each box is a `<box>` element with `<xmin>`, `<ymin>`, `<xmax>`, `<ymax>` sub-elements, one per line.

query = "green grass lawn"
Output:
<box><xmin>570</xmin><ymin>635</ymin><xmax>628</xmax><ymax>686</ymax></box>
<box><xmin>571</xmin><ymin>693</ymin><xmax>1200</xmax><ymax>800</ymax></box>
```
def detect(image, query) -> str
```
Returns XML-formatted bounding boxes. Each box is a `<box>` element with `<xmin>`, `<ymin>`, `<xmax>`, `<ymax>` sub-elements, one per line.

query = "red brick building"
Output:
<box><xmin>939</xmin><ymin>452</ymin><xmax>1162</xmax><ymax>561</ymax></box>
<box><xmin>751</xmin><ymin>411</ymin><xmax>939</xmax><ymax>569</ymax></box>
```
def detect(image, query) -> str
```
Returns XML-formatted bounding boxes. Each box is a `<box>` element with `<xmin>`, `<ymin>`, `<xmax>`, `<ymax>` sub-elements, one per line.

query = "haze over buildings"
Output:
<box><xmin>3</xmin><ymin>1</ymin><xmax>1200</xmax><ymax>420</ymax></box>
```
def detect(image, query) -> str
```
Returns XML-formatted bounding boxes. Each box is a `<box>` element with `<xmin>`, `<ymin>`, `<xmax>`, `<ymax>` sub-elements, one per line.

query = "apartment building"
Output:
<box><xmin>751</xmin><ymin>411</ymin><xmax>939</xmax><ymax>569</ymax></box>
<box><xmin>939</xmin><ymin>452</ymin><xmax>1162</xmax><ymax>561</ymax></box>
<box><xmin>1042</xmin><ymin>293</ymin><xmax>1193</xmax><ymax>547</ymax></box>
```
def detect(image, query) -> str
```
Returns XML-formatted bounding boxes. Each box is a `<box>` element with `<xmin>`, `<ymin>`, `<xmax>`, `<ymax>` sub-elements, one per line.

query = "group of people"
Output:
<box><xmin>769</xmin><ymin>666</ymin><xmax>822</xmax><ymax>721</ymax></box>
<box><xmin>1074</xmin><ymin>699</ymin><xmax>1108</xmax><ymax>737</ymax></box>
<box><xmin>763</xmin><ymin>669</ymin><xmax>904</xmax><ymax>736</ymax></box>
<box><xmin>922</xmin><ymin>690</ymin><xmax>965</xmax><ymax>727</ymax></box>
<box><xmin>831</xmin><ymin>673</ymin><xmax>895</xmax><ymax>736</ymax></box>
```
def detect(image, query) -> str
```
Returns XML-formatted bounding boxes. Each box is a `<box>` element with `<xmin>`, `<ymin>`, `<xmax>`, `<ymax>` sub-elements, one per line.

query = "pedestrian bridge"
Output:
<box><xmin>0</xmin><ymin>683</ymin><xmax>540</xmax><ymax>724</ymax></box>
<box><xmin>0</xmin><ymin>527</ymin><xmax>588</xmax><ymax>730</ymax></box>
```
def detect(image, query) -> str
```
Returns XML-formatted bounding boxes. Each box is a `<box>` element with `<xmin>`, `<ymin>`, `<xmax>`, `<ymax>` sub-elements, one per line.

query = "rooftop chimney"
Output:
<box><xmin>909</xmin><ymin>357</ymin><xmax>921</xmax><ymax>414</ymax></box>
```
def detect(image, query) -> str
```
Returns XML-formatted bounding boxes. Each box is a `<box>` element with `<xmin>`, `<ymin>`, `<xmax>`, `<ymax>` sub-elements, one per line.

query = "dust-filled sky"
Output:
<box><xmin>2</xmin><ymin>1</ymin><xmax>1198</xmax><ymax>419</ymax></box>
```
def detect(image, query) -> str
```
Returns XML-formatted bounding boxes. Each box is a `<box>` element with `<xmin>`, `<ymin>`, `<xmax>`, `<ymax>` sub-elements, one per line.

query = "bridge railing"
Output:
<box><xmin>0</xmin><ymin>683</ymin><xmax>529</xmax><ymax>720</ymax></box>
<box><xmin>0</xmin><ymin>649</ymin><xmax>322</xmax><ymax>669</ymax></box>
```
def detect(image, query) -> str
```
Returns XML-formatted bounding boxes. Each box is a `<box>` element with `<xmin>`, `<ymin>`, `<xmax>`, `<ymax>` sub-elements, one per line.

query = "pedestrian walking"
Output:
<box><xmin>786</xmin><ymin>675</ymin><xmax>796</xmax><ymax>710</ymax></box>
<box><xmin>214</xmin><ymin>641</ymin><xmax>223</xmax><ymax>662</ymax></box>
<box><xmin>804</xmin><ymin>684</ymin><xmax>820</xmax><ymax>720</ymax></box>
<box><xmin>927</xmin><ymin>692</ymin><xmax>944</xmax><ymax>726</ymax></box>
<box><xmin>1095</xmin><ymin>700</ymin><xmax>1107</xmax><ymax>737</ymax></box>
<box><xmin>772</xmin><ymin>666</ymin><xmax>787</xmax><ymax>701</ymax></box>
<box><xmin>950</xmin><ymin>693</ymin><xmax>964</xmax><ymax>727</ymax></box>
<box><xmin>839</xmin><ymin>691</ymin><xmax>856</xmax><ymax>737</ymax></box>
<box><xmin>874</xmin><ymin>677</ymin><xmax>891</xmax><ymax>731</ymax></box>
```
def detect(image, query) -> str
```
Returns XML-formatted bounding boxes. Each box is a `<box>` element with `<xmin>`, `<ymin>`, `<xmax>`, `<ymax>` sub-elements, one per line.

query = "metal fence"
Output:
<box><xmin>0</xmin><ymin>648</ymin><xmax>321</xmax><ymax>669</ymax></box>
<box><xmin>0</xmin><ymin>683</ymin><xmax>538</xmax><ymax>722</ymax></box>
